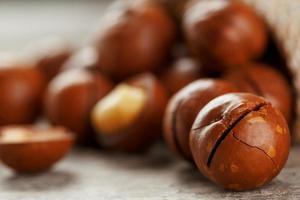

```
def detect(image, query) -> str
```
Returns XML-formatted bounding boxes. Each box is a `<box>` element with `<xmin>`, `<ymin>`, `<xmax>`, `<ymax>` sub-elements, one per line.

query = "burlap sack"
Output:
<box><xmin>240</xmin><ymin>0</ymin><xmax>300</xmax><ymax>143</ymax></box>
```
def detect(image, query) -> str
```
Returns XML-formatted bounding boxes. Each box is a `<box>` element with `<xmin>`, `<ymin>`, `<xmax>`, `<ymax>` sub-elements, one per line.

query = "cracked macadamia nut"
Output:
<box><xmin>160</xmin><ymin>57</ymin><xmax>203</xmax><ymax>96</ymax></box>
<box><xmin>0</xmin><ymin>55</ymin><xmax>46</xmax><ymax>125</ymax></box>
<box><xmin>44</xmin><ymin>69</ymin><xmax>113</xmax><ymax>145</ymax></box>
<box><xmin>224</xmin><ymin>63</ymin><xmax>292</xmax><ymax>122</ymax></box>
<box><xmin>183</xmin><ymin>0</ymin><xmax>267</xmax><ymax>71</ymax></box>
<box><xmin>91</xmin><ymin>73</ymin><xmax>168</xmax><ymax>152</ymax></box>
<box><xmin>94</xmin><ymin>0</ymin><xmax>175</xmax><ymax>80</ymax></box>
<box><xmin>190</xmin><ymin>93</ymin><xmax>290</xmax><ymax>191</ymax></box>
<box><xmin>0</xmin><ymin>126</ymin><xmax>74</xmax><ymax>173</ymax></box>
<box><xmin>163</xmin><ymin>79</ymin><xmax>237</xmax><ymax>161</ymax></box>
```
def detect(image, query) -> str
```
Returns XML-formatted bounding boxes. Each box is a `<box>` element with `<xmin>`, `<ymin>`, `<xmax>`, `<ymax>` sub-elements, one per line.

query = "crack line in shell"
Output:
<box><xmin>206</xmin><ymin>102</ymin><xmax>267</xmax><ymax>167</ymax></box>
<box><xmin>232</xmin><ymin>132</ymin><xmax>277</xmax><ymax>168</ymax></box>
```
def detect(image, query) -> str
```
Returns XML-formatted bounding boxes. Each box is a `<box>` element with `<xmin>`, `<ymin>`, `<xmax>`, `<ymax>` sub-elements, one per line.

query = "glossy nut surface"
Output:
<box><xmin>163</xmin><ymin>79</ymin><xmax>237</xmax><ymax>160</ymax></box>
<box><xmin>94</xmin><ymin>1</ymin><xmax>176</xmax><ymax>80</ymax></box>
<box><xmin>61</xmin><ymin>46</ymin><xmax>99</xmax><ymax>73</ymax></box>
<box><xmin>224</xmin><ymin>63</ymin><xmax>292</xmax><ymax>122</ymax></box>
<box><xmin>190</xmin><ymin>93</ymin><xmax>290</xmax><ymax>191</ymax></box>
<box><xmin>92</xmin><ymin>73</ymin><xmax>168</xmax><ymax>152</ymax></box>
<box><xmin>0</xmin><ymin>126</ymin><xmax>74</xmax><ymax>173</ymax></box>
<box><xmin>0</xmin><ymin>57</ymin><xmax>46</xmax><ymax>125</ymax></box>
<box><xmin>183</xmin><ymin>0</ymin><xmax>267</xmax><ymax>71</ymax></box>
<box><xmin>160</xmin><ymin>57</ymin><xmax>203</xmax><ymax>96</ymax></box>
<box><xmin>44</xmin><ymin>69</ymin><xmax>113</xmax><ymax>145</ymax></box>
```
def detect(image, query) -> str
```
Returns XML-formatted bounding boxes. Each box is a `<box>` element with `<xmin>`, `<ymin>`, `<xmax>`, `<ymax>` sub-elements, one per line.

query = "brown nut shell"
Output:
<box><xmin>183</xmin><ymin>0</ymin><xmax>267</xmax><ymax>71</ymax></box>
<box><xmin>0</xmin><ymin>126</ymin><xmax>74</xmax><ymax>173</ymax></box>
<box><xmin>190</xmin><ymin>93</ymin><xmax>290</xmax><ymax>191</ymax></box>
<box><xmin>0</xmin><ymin>61</ymin><xmax>46</xmax><ymax>125</ymax></box>
<box><xmin>44</xmin><ymin>69</ymin><xmax>113</xmax><ymax>145</ymax></box>
<box><xmin>223</xmin><ymin>63</ymin><xmax>292</xmax><ymax>122</ymax></box>
<box><xmin>96</xmin><ymin>73</ymin><xmax>168</xmax><ymax>152</ymax></box>
<box><xmin>94</xmin><ymin>1</ymin><xmax>176</xmax><ymax>80</ymax></box>
<box><xmin>160</xmin><ymin>57</ymin><xmax>203</xmax><ymax>96</ymax></box>
<box><xmin>163</xmin><ymin>79</ymin><xmax>237</xmax><ymax>161</ymax></box>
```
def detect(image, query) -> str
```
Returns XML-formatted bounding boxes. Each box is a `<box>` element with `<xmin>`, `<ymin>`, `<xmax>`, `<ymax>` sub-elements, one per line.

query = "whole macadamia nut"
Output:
<box><xmin>44</xmin><ymin>69</ymin><xmax>113</xmax><ymax>145</ymax></box>
<box><xmin>91</xmin><ymin>73</ymin><xmax>168</xmax><ymax>152</ymax></box>
<box><xmin>94</xmin><ymin>0</ymin><xmax>176</xmax><ymax>80</ymax></box>
<box><xmin>190</xmin><ymin>93</ymin><xmax>290</xmax><ymax>191</ymax></box>
<box><xmin>0</xmin><ymin>54</ymin><xmax>46</xmax><ymax>125</ymax></box>
<box><xmin>160</xmin><ymin>57</ymin><xmax>204</xmax><ymax>96</ymax></box>
<box><xmin>183</xmin><ymin>0</ymin><xmax>267</xmax><ymax>71</ymax></box>
<box><xmin>163</xmin><ymin>79</ymin><xmax>237</xmax><ymax>160</ymax></box>
<box><xmin>224</xmin><ymin>63</ymin><xmax>293</xmax><ymax>122</ymax></box>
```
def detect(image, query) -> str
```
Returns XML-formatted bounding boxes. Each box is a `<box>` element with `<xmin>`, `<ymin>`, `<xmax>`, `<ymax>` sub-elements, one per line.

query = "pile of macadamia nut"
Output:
<box><xmin>0</xmin><ymin>0</ymin><xmax>293</xmax><ymax>191</ymax></box>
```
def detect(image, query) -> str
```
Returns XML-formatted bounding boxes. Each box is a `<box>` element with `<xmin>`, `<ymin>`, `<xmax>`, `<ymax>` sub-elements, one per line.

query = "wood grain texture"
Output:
<box><xmin>0</xmin><ymin>145</ymin><xmax>298</xmax><ymax>200</ymax></box>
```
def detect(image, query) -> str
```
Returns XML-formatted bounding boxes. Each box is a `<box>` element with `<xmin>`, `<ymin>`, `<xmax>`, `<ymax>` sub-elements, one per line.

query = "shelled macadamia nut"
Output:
<box><xmin>163</xmin><ymin>79</ymin><xmax>237</xmax><ymax>160</ymax></box>
<box><xmin>91</xmin><ymin>73</ymin><xmax>168</xmax><ymax>152</ymax></box>
<box><xmin>93</xmin><ymin>0</ymin><xmax>176</xmax><ymax>80</ymax></box>
<box><xmin>0</xmin><ymin>54</ymin><xmax>46</xmax><ymax>125</ymax></box>
<box><xmin>190</xmin><ymin>93</ymin><xmax>290</xmax><ymax>191</ymax></box>
<box><xmin>223</xmin><ymin>63</ymin><xmax>293</xmax><ymax>122</ymax></box>
<box><xmin>44</xmin><ymin>69</ymin><xmax>113</xmax><ymax>145</ymax></box>
<box><xmin>0</xmin><ymin>126</ymin><xmax>74</xmax><ymax>173</ymax></box>
<box><xmin>183</xmin><ymin>0</ymin><xmax>267</xmax><ymax>71</ymax></box>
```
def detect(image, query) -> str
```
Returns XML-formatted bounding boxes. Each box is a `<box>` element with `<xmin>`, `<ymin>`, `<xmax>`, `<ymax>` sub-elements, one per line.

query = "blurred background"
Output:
<box><xmin>0</xmin><ymin>0</ymin><xmax>110</xmax><ymax>51</ymax></box>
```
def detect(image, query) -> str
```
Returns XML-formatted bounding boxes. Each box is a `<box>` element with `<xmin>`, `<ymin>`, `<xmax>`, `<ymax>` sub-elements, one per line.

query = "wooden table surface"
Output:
<box><xmin>0</xmin><ymin>144</ymin><xmax>299</xmax><ymax>200</ymax></box>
